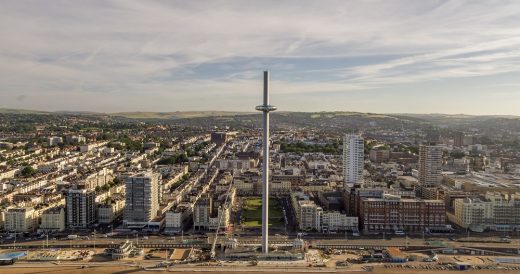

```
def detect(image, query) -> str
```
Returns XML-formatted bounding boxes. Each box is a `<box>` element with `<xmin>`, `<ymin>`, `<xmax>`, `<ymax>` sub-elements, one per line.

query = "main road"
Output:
<box><xmin>3</xmin><ymin>234</ymin><xmax>519</xmax><ymax>251</ymax></box>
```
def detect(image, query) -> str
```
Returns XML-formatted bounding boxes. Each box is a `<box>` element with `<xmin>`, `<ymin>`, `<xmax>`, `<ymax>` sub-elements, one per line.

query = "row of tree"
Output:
<box><xmin>279</xmin><ymin>141</ymin><xmax>342</xmax><ymax>154</ymax></box>
<box><xmin>157</xmin><ymin>153</ymin><xmax>189</xmax><ymax>165</ymax></box>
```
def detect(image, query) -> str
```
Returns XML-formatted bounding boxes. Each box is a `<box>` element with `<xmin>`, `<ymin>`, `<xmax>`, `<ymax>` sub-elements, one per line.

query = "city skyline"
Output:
<box><xmin>3</xmin><ymin>1</ymin><xmax>520</xmax><ymax>270</ymax></box>
<box><xmin>1</xmin><ymin>1</ymin><xmax>520</xmax><ymax>114</ymax></box>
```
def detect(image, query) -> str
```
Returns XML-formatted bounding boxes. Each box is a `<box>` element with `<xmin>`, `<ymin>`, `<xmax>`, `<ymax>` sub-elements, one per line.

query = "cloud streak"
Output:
<box><xmin>1</xmin><ymin>0</ymin><xmax>520</xmax><ymax>113</ymax></box>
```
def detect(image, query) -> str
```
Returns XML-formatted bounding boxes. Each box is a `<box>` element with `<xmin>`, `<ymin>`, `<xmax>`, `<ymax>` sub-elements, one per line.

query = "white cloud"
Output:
<box><xmin>1</xmin><ymin>0</ymin><xmax>520</xmax><ymax>112</ymax></box>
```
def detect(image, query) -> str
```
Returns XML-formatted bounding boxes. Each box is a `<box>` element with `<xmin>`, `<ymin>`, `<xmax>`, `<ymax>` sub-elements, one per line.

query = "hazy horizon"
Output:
<box><xmin>3</xmin><ymin>107</ymin><xmax>520</xmax><ymax>118</ymax></box>
<box><xmin>1</xmin><ymin>1</ymin><xmax>520</xmax><ymax>115</ymax></box>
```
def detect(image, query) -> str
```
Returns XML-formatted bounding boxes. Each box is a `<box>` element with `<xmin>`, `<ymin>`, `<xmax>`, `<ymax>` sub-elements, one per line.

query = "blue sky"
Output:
<box><xmin>1</xmin><ymin>0</ymin><xmax>520</xmax><ymax>114</ymax></box>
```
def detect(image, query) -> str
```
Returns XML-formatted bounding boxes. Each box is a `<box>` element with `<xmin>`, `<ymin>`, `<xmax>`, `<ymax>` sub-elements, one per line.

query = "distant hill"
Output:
<box><xmin>0</xmin><ymin>108</ymin><xmax>252</xmax><ymax>119</ymax></box>
<box><xmin>109</xmin><ymin>111</ymin><xmax>254</xmax><ymax>120</ymax></box>
<box><xmin>2</xmin><ymin>108</ymin><xmax>520</xmax><ymax>132</ymax></box>
<box><xmin>0</xmin><ymin>108</ymin><xmax>50</xmax><ymax>115</ymax></box>
<box><xmin>394</xmin><ymin>113</ymin><xmax>520</xmax><ymax>122</ymax></box>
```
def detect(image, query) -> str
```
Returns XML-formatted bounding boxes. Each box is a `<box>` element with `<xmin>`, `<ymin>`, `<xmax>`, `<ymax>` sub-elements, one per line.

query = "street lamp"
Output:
<box><xmin>93</xmin><ymin>229</ymin><xmax>96</xmax><ymax>253</ymax></box>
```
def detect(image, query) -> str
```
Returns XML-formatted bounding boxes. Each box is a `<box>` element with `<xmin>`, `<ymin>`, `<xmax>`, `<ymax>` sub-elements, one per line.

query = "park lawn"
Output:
<box><xmin>243</xmin><ymin>219</ymin><xmax>283</xmax><ymax>228</ymax></box>
<box><xmin>242</xmin><ymin>198</ymin><xmax>284</xmax><ymax>228</ymax></box>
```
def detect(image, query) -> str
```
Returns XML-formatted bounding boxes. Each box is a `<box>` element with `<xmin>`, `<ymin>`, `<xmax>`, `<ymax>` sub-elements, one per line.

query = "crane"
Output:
<box><xmin>210</xmin><ymin>179</ymin><xmax>235</xmax><ymax>259</ymax></box>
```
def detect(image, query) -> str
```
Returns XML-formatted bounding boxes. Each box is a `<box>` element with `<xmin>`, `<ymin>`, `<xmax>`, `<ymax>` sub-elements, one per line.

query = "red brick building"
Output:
<box><xmin>360</xmin><ymin>195</ymin><xmax>446</xmax><ymax>232</ymax></box>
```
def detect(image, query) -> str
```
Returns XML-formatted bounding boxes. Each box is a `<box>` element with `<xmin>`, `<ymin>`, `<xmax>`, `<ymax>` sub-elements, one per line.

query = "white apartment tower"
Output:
<box><xmin>124</xmin><ymin>171</ymin><xmax>161</xmax><ymax>226</ymax></box>
<box><xmin>418</xmin><ymin>145</ymin><xmax>443</xmax><ymax>199</ymax></box>
<box><xmin>343</xmin><ymin>134</ymin><xmax>364</xmax><ymax>186</ymax></box>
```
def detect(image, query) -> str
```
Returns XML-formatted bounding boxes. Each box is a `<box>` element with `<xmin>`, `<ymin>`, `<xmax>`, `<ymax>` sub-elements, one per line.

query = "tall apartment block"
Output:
<box><xmin>66</xmin><ymin>188</ymin><xmax>96</xmax><ymax>229</ymax></box>
<box><xmin>343</xmin><ymin>134</ymin><xmax>364</xmax><ymax>187</ymax></box>
<box><xmin>193</xmin><ymin>194</ymin><xmax>213</xmax><ymax>230</ymax></box>
<box><xmin>418</xmin><ymin>144</ymin><xmax>443</xmax><ymax>199</ymax></box>
<box><xmin>454</xmin><ymin>131</ymin><xmax>464</xmax><ymax>147</ymax></box>
<box><xmin>124</xmin><ymin>171</ymin><xmax>161</xmax><ymax>228</ymax></box>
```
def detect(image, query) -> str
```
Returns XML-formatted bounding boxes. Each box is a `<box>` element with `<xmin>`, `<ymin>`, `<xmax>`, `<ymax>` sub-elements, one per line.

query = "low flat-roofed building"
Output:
<box><xmin>448</xmin><ymin>172</ymin><xmax>520</xmax><ymax>194</ymax></box>
<box><xmin>370</xmin><ymin>148</ymin><xmax>390</xmax><ymax>163</ymax></box>
<box><xmin>272</xmin><ymin>173</ymin><xmax>305</xmax><ymax>185</ymax></box>
<box><xmin>216</xmin><ymin>158</ymin><xmax>256</xmax><ymax>170</ymax></box>
<box><xmin>451</xmin><ymin>192</ymin><xmax>520</xmax><ymax>232</ymax></box>
<box><xmin>321</xmin><ymin>211</ymin><xmax>358</xmax><ymax>232</ymax></box>
<box><xmin>165</xmin><ymin>202</ymin><xmax>192</xmax><ymax>233</ymax></box>
<box><xmin>233</xmin><ymin>179</ymin><xmax>255</xmax><ymax>195</ymax></box>
<box><xmin>271</xmin><ymin>180</ymin><xmax>291</xmax><ymax>194</ymax></box>
<box><xmin>98</xmin><ymin>195</ymin><xmax>125</xmax><ymax>224</ymax></box>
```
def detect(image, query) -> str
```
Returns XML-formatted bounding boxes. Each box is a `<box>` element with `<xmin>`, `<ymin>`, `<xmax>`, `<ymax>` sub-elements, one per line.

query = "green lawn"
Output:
<box><xmin>242</xmin><ymin>198</ymin><xmax>284</xmax><ymax>228</ymax></box>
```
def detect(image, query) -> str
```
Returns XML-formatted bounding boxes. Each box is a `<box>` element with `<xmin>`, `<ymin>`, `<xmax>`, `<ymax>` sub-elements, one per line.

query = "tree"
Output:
<box><xmin>102</xmin><ymin>184</ymin><xmax>110</xmax><ymax>192</ymax></box>
<box><xmin>20</xmin><ymin>166</ymin><xmax>36</xmax><ymax>177</ymax></box>
<box><xmin>157</xmin><ymin>156</ymin><xmax>177</xmax><ymax>165</ymax></box>
<box><xmin>112</xmin><ymin>177</ymin><xmax>121</xmax><ymax>185</ymax></box>
<box><xmin>479</xmin><ymin>136</ymin><xmax>495</xmax><ymax>145</ymax></box>
<box><xmin>176</xmin><ymin>153</ymin><xmax>189</xmax><ymax>163</ymax></box>
<box><xmin>403</xmin><ymin>146</ymin><xmax>419</xmax><ymax>155</ymax></box>
<box><xmin>364</xmin><ymin>140</ymin><xmax>374</xmax><ymax>155</ymax></box>
<box><xmin>279</xmin><ymin>141</ymin><xmax>342</xmax><ymax>154</ymax></box>
<box><xmin>157</xmin><ymin>153</ymin><xmax>189</xmax><ymax>165</ymax></box>
<box><xmin>450</xmin><ymin>150</ymin><xmax>466</xmax><ymax>159</ymax></box>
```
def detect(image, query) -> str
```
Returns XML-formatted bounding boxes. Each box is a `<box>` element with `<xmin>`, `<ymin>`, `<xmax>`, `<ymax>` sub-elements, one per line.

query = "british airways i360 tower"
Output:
<box><xmin>255</xmin><ymin>71</ymin><xmax>277</xmax><ymax>253</ymax></box>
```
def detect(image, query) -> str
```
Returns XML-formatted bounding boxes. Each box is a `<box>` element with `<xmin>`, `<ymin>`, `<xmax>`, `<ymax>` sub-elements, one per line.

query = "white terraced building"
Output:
<box><xmin>452</xmin><ymin>192</ymin><xmax>520</xmax><ymax>231</ymax></box>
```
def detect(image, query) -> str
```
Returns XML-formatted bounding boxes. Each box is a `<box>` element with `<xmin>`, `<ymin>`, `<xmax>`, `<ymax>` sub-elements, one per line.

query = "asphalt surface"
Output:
<box><xmin>3</xmin><ymin>234</ymin><xmax>520</xmax><ymax>250</ymax></box>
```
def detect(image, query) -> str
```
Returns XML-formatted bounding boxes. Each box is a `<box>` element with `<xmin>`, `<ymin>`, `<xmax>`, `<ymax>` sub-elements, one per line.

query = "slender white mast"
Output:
<box><xmin>255</xmin><ymin>71</ymin><xmax>277</xmax><ymax>253</ymax></box>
